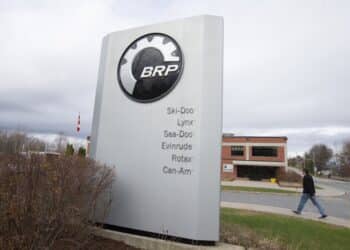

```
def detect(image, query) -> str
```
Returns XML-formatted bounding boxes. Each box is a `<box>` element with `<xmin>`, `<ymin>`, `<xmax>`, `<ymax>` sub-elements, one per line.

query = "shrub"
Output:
<box><xmin>277</xmin><ymin>169</ymin><xmax>302</xmax><ymax>183</ymax></box>
<box><xmin>0</xmin><ymin>154</ymin><xmax>114</xmax><ymax>250</ymax></box>
<box><xmin>78</xmin><ymin>147</ymin><xmax>87</xmax><ymax>157</ymax></box>
<box><xmin>65</xmin><ymin>144</ymin><xmax>75</xmax><ymax>156</ymax></box>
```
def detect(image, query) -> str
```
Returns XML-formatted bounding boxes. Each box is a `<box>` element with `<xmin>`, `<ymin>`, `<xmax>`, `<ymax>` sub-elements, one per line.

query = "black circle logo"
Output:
<box><xmin>117</xmin><ymin>33</ymin><xmax>183</xmax><ymax>103</ymax></box>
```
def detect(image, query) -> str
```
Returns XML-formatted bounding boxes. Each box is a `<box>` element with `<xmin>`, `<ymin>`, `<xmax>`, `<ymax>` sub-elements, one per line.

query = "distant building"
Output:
<box><xmin>20</xmin><ymin>151</ymin><xmax>60</xmax><ymax>160</ymax></box>
<box><xmin>221</xmin><ymin>135</ymin><xmax>288</xmax><ymax>181</ymax></box>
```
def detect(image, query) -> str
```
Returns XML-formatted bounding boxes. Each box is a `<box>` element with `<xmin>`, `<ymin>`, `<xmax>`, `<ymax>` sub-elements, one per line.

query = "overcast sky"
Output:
<box><xmin>1</xmin><ymin>0</ymin><xmax>349</xmax><ymax>155</ymax></box>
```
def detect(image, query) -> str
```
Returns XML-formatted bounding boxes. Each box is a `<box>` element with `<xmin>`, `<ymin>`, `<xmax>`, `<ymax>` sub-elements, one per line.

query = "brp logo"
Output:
<box><xmin>117</xmin><ymin>33</ymin><xmax>183</xmax><ymax>102</ymax></box>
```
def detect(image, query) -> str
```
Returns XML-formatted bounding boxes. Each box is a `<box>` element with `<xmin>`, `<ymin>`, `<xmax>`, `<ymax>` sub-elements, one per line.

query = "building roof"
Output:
<box><xmin>223</xmin><ymin>135</ymin><xmax>287</xmax><ymax>139</ymax></box>
<box><xmin>222</xmin><ymin>134</ymin><xmax>288</xmax><ymax>143</ymax></box>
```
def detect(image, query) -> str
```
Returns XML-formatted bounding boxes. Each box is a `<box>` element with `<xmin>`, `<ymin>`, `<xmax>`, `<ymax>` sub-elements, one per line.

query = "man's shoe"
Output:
<box><xmin>319</xmin><ymin>214</ymin><xmax>328</xmax><ymax>219</ymax></box>
<box><xmin>292</xmin><ymin>210</ymin><xmax>301</xmax><ymax>215</ymax></box>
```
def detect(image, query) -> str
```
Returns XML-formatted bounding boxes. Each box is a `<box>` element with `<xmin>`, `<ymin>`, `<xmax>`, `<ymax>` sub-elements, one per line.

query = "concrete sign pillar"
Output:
<box><xmin>90</xmin><ymin>15</ymin><xmax>223</xmax><ymax>242</ymax></box>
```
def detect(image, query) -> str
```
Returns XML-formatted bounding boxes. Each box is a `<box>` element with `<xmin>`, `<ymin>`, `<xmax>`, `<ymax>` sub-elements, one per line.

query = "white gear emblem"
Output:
<box><xmin>118</xmin><ymin>34</ymin><xmax>182</xmax><ymax>100</ymax></box>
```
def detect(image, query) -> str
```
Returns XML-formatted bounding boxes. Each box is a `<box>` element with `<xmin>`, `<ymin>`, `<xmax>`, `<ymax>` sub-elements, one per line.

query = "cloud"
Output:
<box><xmin>228</xmin><ymin>126</ymin><xmax>350</xmax><ymax>156</ymax></box>
<box><xmin>1</xmin><ymin>0</ymin><xmax>349</xmax><ymax>153</ymax></box>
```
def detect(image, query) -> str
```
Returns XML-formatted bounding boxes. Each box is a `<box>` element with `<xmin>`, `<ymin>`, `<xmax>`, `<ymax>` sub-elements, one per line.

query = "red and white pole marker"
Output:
<box><xmin>76</xmin><ymin>113</ymin><xmax>81</xmax><ymax>133</ymax></box>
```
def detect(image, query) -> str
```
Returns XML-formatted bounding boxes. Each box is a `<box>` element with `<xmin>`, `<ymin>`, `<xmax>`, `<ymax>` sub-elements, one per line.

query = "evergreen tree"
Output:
<box><xmin>65</xmin><ymin>144</ymin><xmax>74</xmax><ymax>156</ymax></box>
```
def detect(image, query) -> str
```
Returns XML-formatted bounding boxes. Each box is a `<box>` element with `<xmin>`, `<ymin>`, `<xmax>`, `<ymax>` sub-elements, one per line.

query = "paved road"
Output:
<box><xmin>288</xmin><ymin>166</ymin><xmax>350</xmax><ymax>193</ymax></box>
<box><xmin>315</xmin><ymin>178</ymin><xmax>350</xmax><ymax>194</ymax></box>
<box><xmin>221</xmin><ymin>176</ymin><xmax>350</xmax><ymax>220</ymax></box>
<box><xmin>221</xmin><ymin>191</ymin><xmax>350</xmax><ymax>220</ymax></box>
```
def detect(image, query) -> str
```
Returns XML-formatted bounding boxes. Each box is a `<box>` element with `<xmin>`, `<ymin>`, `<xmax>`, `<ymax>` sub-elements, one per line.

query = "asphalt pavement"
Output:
<box><xmin>315</xmin><ymin>177</ymin><xmax>350</xmax><ymax>194</ymax></box>
<box><xmin>221</xmin><ymin>191</ymin><xmax>350</xmax><ymax>220</ymax></box>
<box><xmin>288</xmin><ymin>166</ymin><xmax>350</xmax><ymax>194</ymax></box>
<box><xmin>221</xmin><ymin>171</ymin><xmax>350</xmax><ymax>220</ymax></box>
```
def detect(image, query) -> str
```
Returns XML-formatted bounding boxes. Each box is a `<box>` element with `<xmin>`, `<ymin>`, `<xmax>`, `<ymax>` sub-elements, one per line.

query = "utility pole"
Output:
<box><xmin>312</xmin><ymin>151</ymin><xmax>316</xmax><ymax>174</ymax></box>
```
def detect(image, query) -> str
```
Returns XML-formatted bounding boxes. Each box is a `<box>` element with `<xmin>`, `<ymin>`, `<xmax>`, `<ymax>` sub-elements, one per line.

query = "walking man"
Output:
<box><xmin>293</xmin><ymin>169</ymin><xmax>327</xmax><ymax>219</ymax></box>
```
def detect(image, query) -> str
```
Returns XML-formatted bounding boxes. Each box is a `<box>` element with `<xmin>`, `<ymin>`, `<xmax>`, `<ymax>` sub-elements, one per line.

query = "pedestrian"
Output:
<box><xmin>293</xmin><ymin>168</ymin><xmax>328</xmax><ymax>219</ymax></box>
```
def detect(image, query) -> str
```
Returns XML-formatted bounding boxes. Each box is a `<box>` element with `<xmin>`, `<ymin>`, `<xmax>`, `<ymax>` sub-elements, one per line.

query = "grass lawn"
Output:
<box><xmin>221</xmin><ymin>208</ymin><xmax>350</xmax><ymax>250</ymax></box>
<box><xmin>221</xmin><ymin>185</ymin><xmax>298</xmax><ymax>194</ymax></box>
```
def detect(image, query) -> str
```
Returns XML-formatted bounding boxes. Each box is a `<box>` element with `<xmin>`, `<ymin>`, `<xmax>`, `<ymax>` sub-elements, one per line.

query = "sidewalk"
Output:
<box><xmin>221</xmin><ymin>180</ymin><xmax>345</xmax><ymax>197</ymax></box>
<box><xmin>221</xmin><ymin>201</ymin><xmax>350</xmax><ymax>229</ymax></box>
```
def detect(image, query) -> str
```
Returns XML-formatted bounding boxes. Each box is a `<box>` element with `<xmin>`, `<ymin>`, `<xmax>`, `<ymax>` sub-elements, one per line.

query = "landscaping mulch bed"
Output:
<box><xmin>88</xmin><ymin>236</ymin><xmax>140</xmax><ymax>250</ymax></box>
<box><xmin>52</xmin><ymin>236</ymin><xmax>140</xmax><ymax>250</ymax></box>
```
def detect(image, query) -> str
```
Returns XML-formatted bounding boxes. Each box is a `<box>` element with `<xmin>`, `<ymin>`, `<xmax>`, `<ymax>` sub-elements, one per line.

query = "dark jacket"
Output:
<box><xmin>303</xmin><ymin>174</ymin><xmax>316</xmax><ymax>195</ymax></box>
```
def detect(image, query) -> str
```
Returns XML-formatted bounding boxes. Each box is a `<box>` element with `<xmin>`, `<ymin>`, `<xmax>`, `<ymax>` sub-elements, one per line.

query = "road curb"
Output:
<box><xmin>221</xmin><ymin>189</ymin><xmax>299</xmax><ymax>196</ymax></box>
<box><xmin>221</xmin><ymin>188</ymin><xmax>346</xmax><ymax>198</ymax></box>
<box><xmin>221</xmin><ymin>181</ymin><xmax>346</xmax><ymax>197</ymax></box>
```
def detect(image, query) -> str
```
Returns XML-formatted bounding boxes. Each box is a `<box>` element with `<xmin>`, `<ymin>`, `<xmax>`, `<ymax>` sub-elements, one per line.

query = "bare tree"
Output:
<box><xmin>339</xmin><ymin>141</ymin><xmax>350</xmax><ymax>177</ymax></box>
<box><xmin>288</xmin><ymin>155</ymin><xmax>304</xmax><ymax>169</ymax></box>
<box><xmin>0</xmin><ymin>131</ymin><xmax>45</xmax><ymax>154</ymax></box>
<box><xmin>308</xmin><ymin>144</ymin><xmax>333</xmax><ymax>171</ymax></box>
<box><xmin>54</xmin><ymin>132</ymin><xmax>68</xmax><ymax>153</ymax></box>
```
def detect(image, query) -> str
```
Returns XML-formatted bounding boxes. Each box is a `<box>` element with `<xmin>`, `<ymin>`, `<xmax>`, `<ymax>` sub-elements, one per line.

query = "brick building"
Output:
<box><xmin>221</xmin><ymin>134</ymin><xmax>288</xmax><ymax>181</ymax></box>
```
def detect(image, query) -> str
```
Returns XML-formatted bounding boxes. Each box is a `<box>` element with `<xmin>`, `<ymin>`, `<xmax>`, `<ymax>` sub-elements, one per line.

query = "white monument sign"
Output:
<box><xmin>90</xmin><ymin>15</ymin><xmax>223</xmax><ymax>242</ymax></box>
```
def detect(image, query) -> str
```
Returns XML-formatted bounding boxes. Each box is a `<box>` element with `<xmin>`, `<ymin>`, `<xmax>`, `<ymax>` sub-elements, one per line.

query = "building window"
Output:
<box><xmin>231</xmin><ymin>146</ymin><xmax>244</xmax><ymax>156</ymax></box>
<box><xmin>252</xmin><ymin>146</ymin><xmax>278</xmax><ymax>157</ymax></box>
